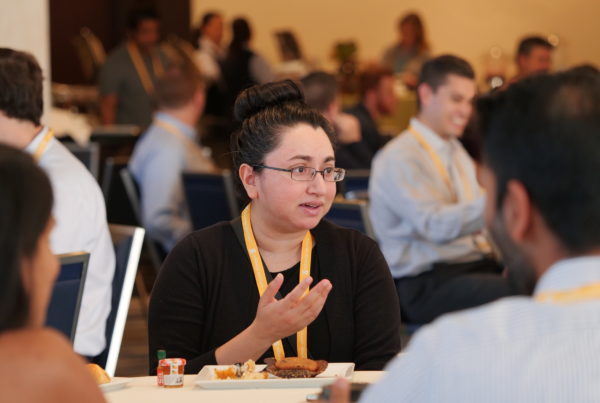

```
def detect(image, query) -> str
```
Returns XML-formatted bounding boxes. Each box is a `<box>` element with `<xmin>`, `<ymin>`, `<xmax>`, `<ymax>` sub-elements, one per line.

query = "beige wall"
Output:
<box><xmin>0</xmin><ymin>0</ymin><xmax>51</xmax><ymax>118</ymax></box>
<box><xmin>191</xmin><ymin>0</ymin><xmax>599</xmax><ymax>79</ymax></box>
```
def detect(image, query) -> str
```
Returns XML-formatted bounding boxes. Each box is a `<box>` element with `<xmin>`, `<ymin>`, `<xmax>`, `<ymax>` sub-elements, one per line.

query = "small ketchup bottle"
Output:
<box><xmin>156</xmin><ymin>350</ymin><xmax>167</xmax><ymax>386</ymax></box>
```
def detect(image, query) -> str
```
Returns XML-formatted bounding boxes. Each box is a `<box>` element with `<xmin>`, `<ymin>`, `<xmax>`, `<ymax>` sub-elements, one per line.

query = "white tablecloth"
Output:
<box><xmin>105</xmin><ymin>371</ymin><xmax>384</xmax><ymax>403</ymax></box>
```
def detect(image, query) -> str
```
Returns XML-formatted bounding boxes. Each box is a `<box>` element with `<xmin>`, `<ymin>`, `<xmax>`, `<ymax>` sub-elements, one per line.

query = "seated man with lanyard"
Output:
<box><xmin>0</xmin><ymin>47</ymin><xmax>115</xmax><ymax>359</ymax></box>
<box><xmin>99</xmin><ymin>7</ymin><xmax>169</xmax><ymax>129</ymax></box>
<box><xmin>370</xmin><ymin>55</ymin><xmax>521</xmax><ymax>324</ymax></box>
<box><xmin>129</xmin><ymin>65</ymin><xmax>217</xmax><ymax>253</ymax></box>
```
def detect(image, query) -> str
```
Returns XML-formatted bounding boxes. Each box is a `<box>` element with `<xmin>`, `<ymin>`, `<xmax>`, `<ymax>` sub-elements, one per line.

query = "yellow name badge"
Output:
<box><xmin>240</xmin><ymin>203</ymin><xmax>312</xmax><ymax>359</ymax></box>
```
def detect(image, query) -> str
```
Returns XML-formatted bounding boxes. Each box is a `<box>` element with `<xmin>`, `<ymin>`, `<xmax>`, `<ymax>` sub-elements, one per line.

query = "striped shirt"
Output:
<box><xmin>362</xmin><ymin>256</ymin><xmax>600</xmax><ymax>402</ymax></box>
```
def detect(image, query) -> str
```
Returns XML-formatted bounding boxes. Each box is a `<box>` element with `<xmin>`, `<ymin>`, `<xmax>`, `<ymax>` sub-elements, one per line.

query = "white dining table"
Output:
<box><xmin>105</xmin><ymin>371</ymin><xmax>384</xmax><ymax>403</ymax></box>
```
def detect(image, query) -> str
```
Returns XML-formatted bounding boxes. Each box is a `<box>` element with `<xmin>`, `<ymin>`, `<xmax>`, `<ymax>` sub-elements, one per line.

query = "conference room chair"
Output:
<box><xmin>182</xmin><ymin>171</ymin><xmax>240</xmax><ymax>230</ymax></box>
<box><xmin>63</xmin><ymin>141</ymin><xmax>101</xmax><ymax>180</ymax></box>
<box><xmin>45</xmin><ymin>252</ymin><xmax>90</xmax><ymax>343</ymax></box>
<box><xmin>102</xmin><ymin>156</ymin><xmax>138</xmax><ymax>227</ymax></box>
<box><xmin>324</xmin><ymin>199</ymin><xmax>376</xmax><ymax>240</ymax></box>
<box><xmin>339</xmin><ymin>169</ymin><xmax>370</xmax><ymax>200</ymax></box>
<box><xmin>93</xmin><ymin>224</ymin><xmax>144</xmax><ymax>377</ymax></box>
<box><xmin>119</xmin><ymin>167</ymin><xmax>165</xmax><ymax>273</ymax></box>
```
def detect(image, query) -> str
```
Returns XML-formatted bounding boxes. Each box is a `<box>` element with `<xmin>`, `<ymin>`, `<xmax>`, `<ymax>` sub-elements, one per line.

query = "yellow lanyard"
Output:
<box><xmin>127</xmin><ymin>42</ymin><xmax>164</xmax><ymax>95</ymax></box>
<box><xmin>154</xmin><ymin>118</ymin><xmax>188</xmax><ymax>142</ymax></box>
<box><xmin>409</xmin><ymin>125</ymin><xmax>476</xmax><ymax>202</ymax></box>
<box><xmin>240</xmin><ymin>203</ymin><xmax>312</xmax><ymax>360</ymax></box>
<box><xmin>535</xmin><ymin>282</ymin><xmax>600</xmax><ymax>304</ymax></box>
<box><xmin>33</xmin><ymin>129</ymin><xmax>54</xmax><ymax>161</ymax></box>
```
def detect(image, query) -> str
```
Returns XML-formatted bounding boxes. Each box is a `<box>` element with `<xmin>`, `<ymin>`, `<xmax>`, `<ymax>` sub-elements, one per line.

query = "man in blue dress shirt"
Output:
<box><xmin>129</xmin><ymin>65</ymin><xmax>216</xmax><ymax>253</ymax></box>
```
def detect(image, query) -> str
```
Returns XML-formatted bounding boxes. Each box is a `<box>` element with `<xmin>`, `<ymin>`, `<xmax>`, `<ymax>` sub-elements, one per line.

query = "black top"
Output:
<box><xmin>148</xmin><ymin>219</ymin><xmax>401</xmax><ymax>374</ymax></box>
<box><xmin>346</xmin><ymin>102</ymin><xmax>392</xmax><ymax>165</ymax></box>
<box><xmin>221</xmin><ymin>48</ymin><xmax>256</xmax><ymax>116</ymax></box>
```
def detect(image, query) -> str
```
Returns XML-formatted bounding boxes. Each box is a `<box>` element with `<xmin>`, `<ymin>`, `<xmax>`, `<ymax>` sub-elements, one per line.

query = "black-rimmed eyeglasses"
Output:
<box><xmin>254</xmin><ymin>164</ymin><xmax>346</xmax><ymax>182</ymax></box>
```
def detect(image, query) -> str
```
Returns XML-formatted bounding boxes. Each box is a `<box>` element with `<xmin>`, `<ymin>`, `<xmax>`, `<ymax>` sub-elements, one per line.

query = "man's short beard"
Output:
<box><xmin>489</xmin><ymin>214</ymin><xmax>538</xmax><ymax>295</ymax></box>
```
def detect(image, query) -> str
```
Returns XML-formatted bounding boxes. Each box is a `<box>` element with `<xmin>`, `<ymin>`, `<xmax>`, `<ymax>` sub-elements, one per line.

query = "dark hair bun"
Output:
<box><xmin>234</xmin><ymin>79</ymin><xmax>304</xmax><ymax>121</ymax></box>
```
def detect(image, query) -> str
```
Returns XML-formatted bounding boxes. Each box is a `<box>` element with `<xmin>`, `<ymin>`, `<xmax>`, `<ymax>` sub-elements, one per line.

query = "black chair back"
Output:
<box><xmin>101</xmin><ymin>156</ymin><xmax>137</xmax><ymax>226</ymax></box>
<box><xmin>340</xmin><ymin>169</ymin><xmax>370</xmax><ymax>200</ymax></box>
<box><xmin>45</xmin><ymin>252</ymin><xmax>90</xmax><ymax>342</ymax></box>
<box><xmin>119</xmin><ymin>167</ymin><xmax>165</xmax><ymax>272</ymax></box>
<box><xmin>325</xmin><ymin>200</ymin><xmax>376</xmax><ymax>239</ymax></box>
<box><xmin>182</xmin><ymin>171</ymin><xmax>240</xmax><ymax>230</ymax></box>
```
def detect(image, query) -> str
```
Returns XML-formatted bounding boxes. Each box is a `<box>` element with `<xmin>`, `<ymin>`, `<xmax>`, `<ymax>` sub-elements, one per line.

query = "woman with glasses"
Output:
<box><xmin>0</xmin><ymin>145</ymin><xmax>105</xmax><ymax>402</ymax></box>
<box><xmin>148</xmin><ymin>80</ymin><xmax>401</xmax><ymax>374</ymax></box>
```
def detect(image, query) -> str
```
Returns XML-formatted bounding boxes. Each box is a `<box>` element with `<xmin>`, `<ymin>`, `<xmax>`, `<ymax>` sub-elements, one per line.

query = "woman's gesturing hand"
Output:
<box><xmin>250</xmin><ymin>274</ymin><xmax>332</xmax><ymax>345</ymax></box>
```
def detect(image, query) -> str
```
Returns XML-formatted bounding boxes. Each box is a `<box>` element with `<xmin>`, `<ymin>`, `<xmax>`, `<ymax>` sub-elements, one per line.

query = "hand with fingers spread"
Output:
<box><xmin>250</xmin><ymin>273</ymin><xmax>333</xmax><ymax>345</ymax></box>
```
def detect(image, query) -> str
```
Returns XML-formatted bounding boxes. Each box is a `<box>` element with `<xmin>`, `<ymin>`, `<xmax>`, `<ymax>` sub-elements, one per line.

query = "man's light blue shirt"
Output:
<box><xmin>369</xmin><ymin>117</ymin><xmax>486</xmax><ymax>278</ymax></box>
<box><xmin>129</xmin><ymin>112</ymin><xmax>214</xmax><ymax>251</ymax></box>
<box><xmin>362</xmin><ymin>256</ymin><xmax>600</xmax><ymax>402</ymax></box>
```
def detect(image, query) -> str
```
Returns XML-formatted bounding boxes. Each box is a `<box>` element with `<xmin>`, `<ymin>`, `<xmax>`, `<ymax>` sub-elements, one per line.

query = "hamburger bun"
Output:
<box><xmin>86</xmin><ymin>363</ymin><xmax>111</xmax><ymax>385</ymax></box>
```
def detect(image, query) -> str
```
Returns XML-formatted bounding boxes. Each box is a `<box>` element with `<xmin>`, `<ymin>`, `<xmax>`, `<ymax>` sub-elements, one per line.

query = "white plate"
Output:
<box><xmin>195</xmin><ymin>363</ymin><xmax>354</xmax><ymax>389</ymax></box>
<box><xmin>99</xmin><ymin>377</ymin><xmax>130</xmax><ymax>393</ymax></box>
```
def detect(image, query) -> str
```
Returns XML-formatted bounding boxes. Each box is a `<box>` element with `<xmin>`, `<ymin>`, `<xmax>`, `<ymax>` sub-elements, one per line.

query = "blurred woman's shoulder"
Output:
<box><xmin>0</xmin><ymin>328</ymin><xmax>105</xmax><ymax>403</ymax></box>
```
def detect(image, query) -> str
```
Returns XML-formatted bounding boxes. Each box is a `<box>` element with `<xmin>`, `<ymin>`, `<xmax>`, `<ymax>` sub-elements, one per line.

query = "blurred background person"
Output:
<box><xmin>194</xmin><ymin>11</ymin><xmax>225</xmax><ymax>86</ymax></box>
<box><xmin>193</xmin><ymin>11</ymin><xmax>230</xmax><ymax>168</ymax></box>
<box><xmin>382</xmin><ymin>12</ymin><xmax>430</xmax><ymax>89</ymax></box>
<box><xmin>222</xmin><ymin>17</ymin><xmax>275</xmax><ymax>116</ymax></box>
<box><xmin>346</xmin><ymin>65</ymin><xmax>396</xmax><ymax>168</ymax></box>
<box><xmin>511</xmin><ymin>35</ymin><xmax>554</xmax><ymax>83</ymax></box>
<box><xmin>370</xmin><ymin>55</ymin><xmax>520</xmax><ymax>324</ymax></box>
<box><xmin>0</xmin><ymin>144</ymin><xmax>105</xmax><ymax>403</ymax></box>
<box><xmin>301</xmin><ymin>71</ymin><xmax>373</xmax><ymax>169</ymax></box>
<box><xmin>99</xmin><ymin>7</ymin><xmax>170</xmax><ymax>129</ymax></box>
<box><xmin>129</xmin><ymin>65</ymin><xmax>217</xmax><ymax>254</ymax></box>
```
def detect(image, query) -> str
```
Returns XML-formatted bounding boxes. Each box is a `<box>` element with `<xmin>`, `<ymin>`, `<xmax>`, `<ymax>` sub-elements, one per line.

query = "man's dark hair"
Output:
<box><xmin>516</xmin><ymin>36</ymin><xmax>553</xmax><ymax>57</ymax></box>
<box><xmin>301</xmin><ymin>71</ymin><xmax>338</xmax><ymax>112</ymax></box>
<box><xmin>418</xmin><ymin>54</ymin><xmax>475</xmax><ymax>92</ymax></box>
<box><xmin>0</xmin><ymin>48</ymin><xmax>43</xmax><ymax>125</ymax></box>
<box><xmin>358</xmin><ymin>64</ymin><xmax>394</xmax><ymax>98</ymax></box>
<box><xmin>154</xmin><ymin>65</ymin><xmax>204</xmax><ymax>109</ymax></box>
<box><xmin>479</xmin><ymin>68</ymin><xmax>600</xmax><ymax>253</ymax></box>
<box><xmin>126</xmin><ymin>7</ymin><xmax>159</xmax><ymax>31</ymax></box>
<box><xmin>416</xmin><ymin>54</ymin><xmax>475</xmax><ymax>109</ymax></box>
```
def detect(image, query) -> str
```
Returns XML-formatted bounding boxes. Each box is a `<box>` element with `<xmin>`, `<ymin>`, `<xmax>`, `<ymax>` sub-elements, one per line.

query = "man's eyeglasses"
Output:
<box><xmin>254</xmin><ymin>165</ymin><xmax>346</xmax><ymax>182</ymax></box>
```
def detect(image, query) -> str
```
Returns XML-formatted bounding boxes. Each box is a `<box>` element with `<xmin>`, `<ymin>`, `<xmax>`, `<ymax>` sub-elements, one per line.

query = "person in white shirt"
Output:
<box><xmin>370</xmin><ymin>55</ymin><xmax>519</xmax><ymax>324</ymax></box>
<box><xmin>0</xmin><ymin>48</ymin><xmax>115</xmax><ymax>357</ymax></box>
<box><xmin>195</xmin><ymin>11</ymin><xmax>225</xmax><ymax>86</ymax></box>
<box><xmin>326</xmin><ymin>65</ymin><xmax>600</xmax><ymax>403</ymax></box>
<box><xmin>129</xmin><ymin>65</ymin><xmax>217</xmax><ymax>252</ymax></box>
